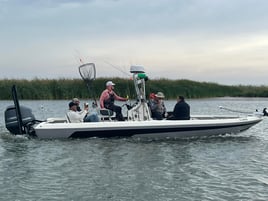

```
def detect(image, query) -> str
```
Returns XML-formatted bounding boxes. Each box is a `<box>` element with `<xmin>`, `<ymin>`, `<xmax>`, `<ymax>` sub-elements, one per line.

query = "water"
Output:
<box><xmin>1</xmin><ymin>98</ymin><xmax>268</xmax><ymax>201</ymax></box>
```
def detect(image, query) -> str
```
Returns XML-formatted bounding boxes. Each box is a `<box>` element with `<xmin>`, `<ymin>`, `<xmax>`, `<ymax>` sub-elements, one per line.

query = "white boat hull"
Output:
<box><xmin>4</xmin><ymin>68</ymin><xmax>263</xmax><ymax>140</ymax></box>
<box><xmin>33</xmin><ymin>115</ymin><xmax>262</xmax><ymax>139</ymax></box>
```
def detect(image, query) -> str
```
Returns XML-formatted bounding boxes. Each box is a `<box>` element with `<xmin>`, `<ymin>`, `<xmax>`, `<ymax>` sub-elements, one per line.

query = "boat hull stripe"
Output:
<box><xmin>69</xmin><ymin>121</ymin><xmax>259</xmax><ymax>138</ymax></box>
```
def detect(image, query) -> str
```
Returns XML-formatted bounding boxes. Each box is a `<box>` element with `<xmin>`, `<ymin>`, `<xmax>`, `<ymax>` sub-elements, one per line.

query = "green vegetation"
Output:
<box><xmin>1</xmin><ymin>78</ymin><xmax>268</xmax><ymax>100</ymax></box>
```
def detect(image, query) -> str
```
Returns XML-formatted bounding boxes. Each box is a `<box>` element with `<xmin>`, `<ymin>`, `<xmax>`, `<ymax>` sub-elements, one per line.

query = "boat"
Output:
<box><xmin>4</xmin><ymin>64</ymin><xmax>263</xmax><ymax>139</ymax></box>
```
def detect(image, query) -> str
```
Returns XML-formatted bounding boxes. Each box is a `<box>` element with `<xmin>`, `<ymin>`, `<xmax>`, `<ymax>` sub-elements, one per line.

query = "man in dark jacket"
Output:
<box><xmin>168</xmin><ymin>96</ymin><xmax>190</xmax><ymax>120</ymax></box>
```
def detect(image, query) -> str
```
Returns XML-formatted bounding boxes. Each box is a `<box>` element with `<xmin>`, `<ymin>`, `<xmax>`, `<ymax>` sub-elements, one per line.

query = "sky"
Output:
<box><xmin>1</xmin><ymin>0</ymin><xmax>268</xmax><ymax>85</ymax></box>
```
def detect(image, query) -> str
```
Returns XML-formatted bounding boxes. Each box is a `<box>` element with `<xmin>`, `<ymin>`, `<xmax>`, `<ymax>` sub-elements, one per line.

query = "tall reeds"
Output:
<box><xmin>0</xmin><ymin>78</ymin><xmax>268</xmax><ymax>100</ymax></box>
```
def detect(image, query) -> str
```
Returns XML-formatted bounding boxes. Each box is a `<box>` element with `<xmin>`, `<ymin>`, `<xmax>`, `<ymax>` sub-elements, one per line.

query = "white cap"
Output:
<box><xmin>106</xmin><ymin>81</ymin><xmax>115</xmax><ymax>86</ymax></box>
<box><xmin>72</xmin><ymin>98</ymin><xmax>79</xmax><ymax>102</ymax></box>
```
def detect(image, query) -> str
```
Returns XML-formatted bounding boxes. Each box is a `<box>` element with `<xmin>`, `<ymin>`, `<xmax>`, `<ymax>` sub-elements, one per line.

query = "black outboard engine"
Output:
<box><xmin>5</xmin><ymin>105</ymin><xmax>36</xmax><ymax>135</ymax></box>
<box><xmin>4</xmin><ymin>85</ymin><xmax>37</xmax><ymax>136</ymax></box>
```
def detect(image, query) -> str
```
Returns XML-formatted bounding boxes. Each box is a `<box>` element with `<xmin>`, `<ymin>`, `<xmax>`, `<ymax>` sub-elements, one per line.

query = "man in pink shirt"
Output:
<box><xmin>99</xmin><ymin>81</ymin><xmax>128</xmax><ymax>121</ymax></box>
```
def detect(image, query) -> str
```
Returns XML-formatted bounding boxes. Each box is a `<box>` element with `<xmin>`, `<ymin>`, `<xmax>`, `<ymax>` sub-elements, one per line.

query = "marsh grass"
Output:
<box><xmin>1</xmin><ymin>78</ymin><xmax>268</xmax><ymax>100</ymax></box>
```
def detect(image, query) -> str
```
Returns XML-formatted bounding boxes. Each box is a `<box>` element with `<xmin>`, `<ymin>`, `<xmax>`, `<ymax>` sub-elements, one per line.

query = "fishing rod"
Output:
<box><xmin>219</xmin><ymin>106</ymin><xmax>257</xmax><ymax>114</ymax></box>
<box><xmin>73</xmin><ymin>49</ymin><xmax>86</xmax><ymax>65</ymax></box>
<box><xmin>101</xmin><ymin>59</ymin><xmax>133</xmax><ymax>103</ymax></box>
<box><xmin>101</xmin><ymin>59</ymin><xmax>132</xmax><ymax>77</ymax></box>
<box><xmin>73</xmin><ymin>50</ymin><xmax>99</xmax><ymax>107</ymax></box>
<box><xmin>73</xmin><ymin>51</ymin><xmax>135</xmax><ymax>105</ymax></box>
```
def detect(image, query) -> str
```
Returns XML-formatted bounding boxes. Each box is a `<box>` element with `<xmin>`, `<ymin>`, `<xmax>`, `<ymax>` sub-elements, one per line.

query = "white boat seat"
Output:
<box><xmin>47</xmin><ymin>117</ymin><xmax>67</xmax><ymax>123</ymax></box>
<box><xmin>99</xmin><ymin>109</ymin><xmax>114</xmax><ymax>121</ymax></box>
<box><xmin>65</xmin><ymin>113</ymin><xmax>71</xmax><ymax>123</ymax></box>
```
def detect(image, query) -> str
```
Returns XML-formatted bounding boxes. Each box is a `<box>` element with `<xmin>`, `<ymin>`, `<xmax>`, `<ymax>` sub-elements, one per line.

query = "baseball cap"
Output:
<box><xmin>72</xmin><ymin>98</ymin><xmax>79</xmax><ymax>102</ymax></box>
<box><xmin>106</xmin><ymin>81</ymin><xmax>115</xmax><ymax>86</ymax></box>
<box><xmin>155</xmin><ymin>92</ymin><xmax>165</xmax><ymax>98</ymax></box>
<box><xmin>69</xmin><ymin>101</ymin><xmax>77</xmax><ymax>108</ymax></box>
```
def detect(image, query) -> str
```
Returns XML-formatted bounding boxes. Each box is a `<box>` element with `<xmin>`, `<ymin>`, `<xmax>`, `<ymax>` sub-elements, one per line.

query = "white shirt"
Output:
<box><xmin>67</xmin><ymin>110</ymin><xmax>87</xmax><ymax>123</ymax></box>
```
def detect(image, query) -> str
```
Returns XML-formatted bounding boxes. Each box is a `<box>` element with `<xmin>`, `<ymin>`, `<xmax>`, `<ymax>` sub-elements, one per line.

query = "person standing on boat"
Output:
<box><xmin>150</xmin><ymin>92</ymin><xmax>167</xmax><ymax>120</ymax></box>
<box><xmin>67</xmin><ymin>102</ymin><xmax>99</xmax><ymax>123</ymax></box>
<box><xmin>168</xmin><ymin>96</ymin><xmax>190</xmax><ymax>120</ymax></box>
<box><xmin>99</xmin><ymin>81</ymin><xmax>128</xmax><ymax>121</ymax></box>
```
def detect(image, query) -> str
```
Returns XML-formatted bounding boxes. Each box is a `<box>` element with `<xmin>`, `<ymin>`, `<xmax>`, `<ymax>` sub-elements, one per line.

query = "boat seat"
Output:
<box><xmin>99</xmin><ymin>108</ymin><xmax>114</xmax><ymax>121</ymax></box>
<box><xmin>47</xmin><ymin>117</ymin><xmax>67</xmax><ymax>123</ymax></box>
<box><xmin>65</xmin><ymin>113</ymin><xmax>71</xmax><ymax>123</ymax></box>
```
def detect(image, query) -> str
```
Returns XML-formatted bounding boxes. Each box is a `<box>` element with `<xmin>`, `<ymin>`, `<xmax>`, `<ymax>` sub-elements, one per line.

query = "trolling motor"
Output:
<box><xmin>263</xmin><ymin>108</ymin><xmax>268</xmax><ymax>116</ymax></box>
<box><xmin>4</xmin><ymin>85</ymin><xmax>37</xmax><ymax>136</ymax></box>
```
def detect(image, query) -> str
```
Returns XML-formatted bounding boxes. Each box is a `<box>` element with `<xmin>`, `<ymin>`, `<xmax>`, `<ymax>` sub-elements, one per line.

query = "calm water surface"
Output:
<box><xmin>0</xmin><ymin>98</ymin><xmax>268</xmax><ymax>201</ymax></box>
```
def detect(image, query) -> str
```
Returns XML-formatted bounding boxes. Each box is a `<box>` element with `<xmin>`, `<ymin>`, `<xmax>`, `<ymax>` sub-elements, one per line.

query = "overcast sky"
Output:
<box><xmin>1</xmin><ymin>0</ymin><xmax>268</xmax><ymax>85</ymax></box>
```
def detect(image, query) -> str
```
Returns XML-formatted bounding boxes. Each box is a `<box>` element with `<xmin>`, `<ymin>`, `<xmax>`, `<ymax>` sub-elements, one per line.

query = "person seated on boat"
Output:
<box><xmin>67</xmin><ymin>101</ymin><xmax>99</xmax><ymax>123</ymax></box>
<box><xmin>72</xmin><ymin>97</ymin><xmax>82</xmax><ymax>112</ymax></box>
<box><xmin>148</xmin><ymin>93</ymin><xmax>156</xmax><ymax>108</ymax></box>
<box><xmin>167</xmin><ymin>96</ymin><xmax>190</xmax><ymax>120</ymax></box>
<box><xmin>150</xmin><ymin>92</ymin><xmax>167</xmax><ymax>120</ymax></box>
<box><xmin>99</xmin><ymin>81</ymin><xmax>128</xmax><ymax>121</ymax></box>
<box><xmin>148</xmin><ymin>92</ymin><xmax>157</xmax><ymax>116</ymax></box>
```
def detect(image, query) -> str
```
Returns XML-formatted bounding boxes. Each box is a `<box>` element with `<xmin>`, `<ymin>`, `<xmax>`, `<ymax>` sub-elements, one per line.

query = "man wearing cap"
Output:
<box><xmin>67</xmin><ymin>101</ymin><xmax>99</xmax><ymax>123</ymax></box>
<box><xmin>99</xmin><ymin>80</ymin><xmax>128</xmax><ymax>121</ymax></box>
<box><xmin>72</xmin><ymin>98</ymin><xmax>81</xmax><ymax>112</ymax></box>
<box><xmin>150</xmin><ymin>92</ymin><xmax>167</xmax><ymax>120</ymax></box>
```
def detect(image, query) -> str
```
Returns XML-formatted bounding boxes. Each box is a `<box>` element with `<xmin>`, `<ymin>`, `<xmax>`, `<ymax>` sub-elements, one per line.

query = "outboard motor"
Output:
<box><xmin>5</xmin><ymin>105</ymin><xmax>36</xmax><ymax>135</ymax></box>
<box><xmin>4</xmin><ymin>85</ymin><xmax>37</xmax><ymax>136</ymax></box>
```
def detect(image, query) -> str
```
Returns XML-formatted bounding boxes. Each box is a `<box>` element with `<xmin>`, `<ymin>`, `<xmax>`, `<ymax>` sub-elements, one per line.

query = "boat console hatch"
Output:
<box><xmin>130</xmin><ymin>65</ymin><xmax>145</xmax><ymax>73</ymax></box>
